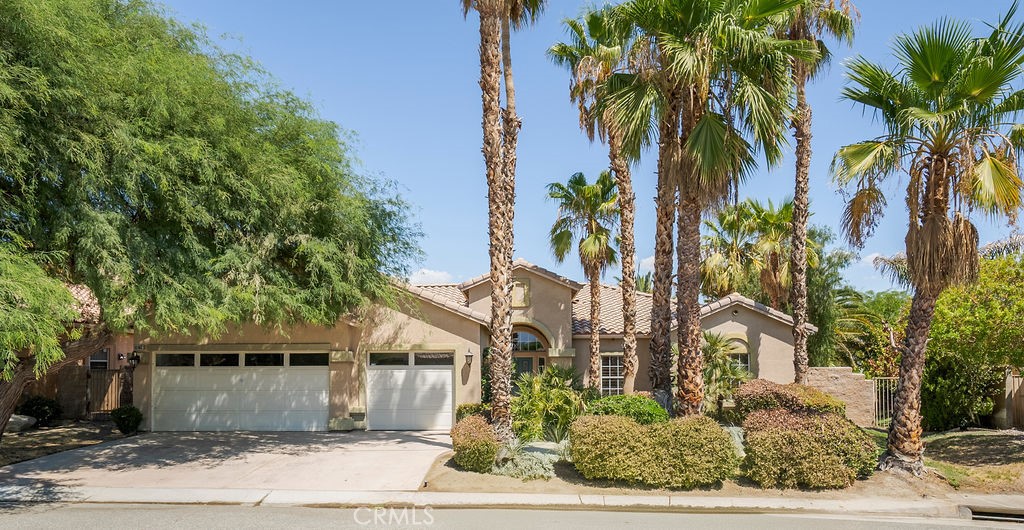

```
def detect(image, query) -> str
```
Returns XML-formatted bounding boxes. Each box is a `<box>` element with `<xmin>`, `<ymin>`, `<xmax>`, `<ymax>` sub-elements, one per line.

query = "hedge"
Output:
<box><xmin>734</xmin><ymin>379</ymin><xmax>845</xmax><ymax>418</ymax></box>
<box><xmin>449</xmin><ymin>415</ymin><xmax>499</xmax><ymax>473</ymax></box>
<box><xmin>587</xmin><ymin>394</ymin><xmax>669</xmax><ymax>425</ymax></box>
<box><xmin>456</xmin><ymin>403</ymin><xmax>490</xmax><ymax>422</ymax></box>
<box><xmin>742</xmin><ymin>409</ymin><xmax>878</xmax><ymax>489</ymax></box>
<box><xmin>570</xmin><ymin>415</ymin><xmax>739</xmax><ymax>489</ymax></box>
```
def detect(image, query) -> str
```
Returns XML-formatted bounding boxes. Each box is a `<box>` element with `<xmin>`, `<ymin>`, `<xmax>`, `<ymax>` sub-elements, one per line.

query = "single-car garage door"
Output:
<box><xmin>152</xmin><ymin>351</ymin><xmax>329</xmax><ymax>431</ymax></box>
<box><xmin>366</xmin><ymin>351</ymin><xmax>453</xmax><ymax>430</ymax></box>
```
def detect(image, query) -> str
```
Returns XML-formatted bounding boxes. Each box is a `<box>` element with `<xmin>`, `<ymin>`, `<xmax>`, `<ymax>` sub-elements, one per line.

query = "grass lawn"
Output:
<box><xmin>0</xmin><ymin>420</ymin><xmax>123</xmax><ymax>467</ymax></box>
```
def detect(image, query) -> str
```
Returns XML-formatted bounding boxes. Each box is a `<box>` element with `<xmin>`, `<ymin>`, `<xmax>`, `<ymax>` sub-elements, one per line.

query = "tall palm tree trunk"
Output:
<box><xmin>586</xmin><ymin>265</ymin><xmax>603</xmax><ymax>389</ymax></box>
<box><xmin>675</xmin><ymin>189</ymin><xmax>704</xmax><ymax>415</ymax></box>
<box><xmin>880</xmin><ymin>290</ymin><xmax>936</xmax><ymax>475</ymax></box>
<box><xmin>476</xmin><ymin>0</ymin><xmax>514</xmax><ymax>442</ymax></box>
<box><xmin>790</xmin><ymin>68</ymin><xmax>811</xmax><ymax>383</ymax></box>
<box><xmin>649</xmin><ymin>93</ymin><xmax>681</xmax><ymax>399</ymax></box>
<box><xmin>608</xmin><ymin>128</ymin><xmax>638</xmax><ymax>394</ymax></box>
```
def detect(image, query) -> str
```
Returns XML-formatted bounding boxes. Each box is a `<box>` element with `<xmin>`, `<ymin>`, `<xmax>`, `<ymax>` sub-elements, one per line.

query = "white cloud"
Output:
<box><xmin>637</xmin><ymin>255</ymin><xmax>655</xmax><ymax>274</ymax></box>
<box><xmin>409</xmin><ymin>268</ymin><xmax>454</xmax><ymax>285</ymax></box>
<box><xmin>860</xmin><ymin>252</ymin><xmax>881</xmax><ymax>266</ymax></box>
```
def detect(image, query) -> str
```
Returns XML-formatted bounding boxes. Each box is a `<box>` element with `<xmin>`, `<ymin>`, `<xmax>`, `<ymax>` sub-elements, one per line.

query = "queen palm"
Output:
<box><xmin>461</xmin><ymin>0</ymin><xmax>544</xmax><ymax>442</ymax></box>
<box><xmin>548</xmin><ymin>171</ymin><xmax>619</xmax><ymax>388</ymax></box>
<box><xmin>549</xmin><ymin>8</ymin><xmax>640</xmax><ymax>394</ymax></box>
<box><xmin>832</xmin><ymin>10</ymin><xmax>1024</xmax><ymax>474</ymax></box>
<box><xmin>777</xmin><ymin>1</ymin><xmax>857</xmax><ymax>384</ymax></box>
<box><xmin>609</xmin><ymin>0</ymin><xmax>816</xmax><ymax>415</ymax></box>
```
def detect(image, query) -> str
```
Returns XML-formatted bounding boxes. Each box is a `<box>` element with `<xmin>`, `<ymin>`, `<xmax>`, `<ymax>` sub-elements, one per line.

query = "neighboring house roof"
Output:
<box><xmin>457</xmin><ymin>258</ymin><xmax>584</xmax><ymax>292</ymax></box>
<box><xmin>398</xmin><ymin>282</ymin><xmax>490</xmax><ymax>325</ymax></box>
<box><xmin>68</xmin><ymin>284</ymin><xmax>101</xmax><ymax>324</ymax></box>
<box><xmin>700</xmin><ymin>292</ymin><xmax>818</xmax><ymax>333</ymax></box>
<box><xmin>571</xmin><ymin>284</ymin><xmax>655</xmax><ymax>336</ymax></box>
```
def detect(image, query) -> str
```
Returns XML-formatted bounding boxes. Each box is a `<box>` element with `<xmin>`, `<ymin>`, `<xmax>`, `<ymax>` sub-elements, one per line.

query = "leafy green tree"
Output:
<box><xmin>0</xmin><ymin>0</ymin><xmax>417</xmax><ymax>439</ymax></box>
<box><xmin>548</xmin><ymin>171</ymin><xmax>619</xmax><ymax>388</ymax></box>
<box><xmin>832</xmin><ymin>9</ymin><xmax>1024</xmax><ymax>473</ymax></box>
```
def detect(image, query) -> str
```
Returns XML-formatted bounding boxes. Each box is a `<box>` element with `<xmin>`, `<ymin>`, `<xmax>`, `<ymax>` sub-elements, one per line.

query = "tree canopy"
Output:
<box><xmin>0</xmin><ymin>0</ymin><xmax>418</xmax><ymax>371</ymax></box>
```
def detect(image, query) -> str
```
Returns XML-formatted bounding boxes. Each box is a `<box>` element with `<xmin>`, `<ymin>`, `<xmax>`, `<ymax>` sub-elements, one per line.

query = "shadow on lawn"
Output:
<box><xmin>926</xmin><ymin>431</ymin><xmax>1024</xmax><ymax>467</ymax></box>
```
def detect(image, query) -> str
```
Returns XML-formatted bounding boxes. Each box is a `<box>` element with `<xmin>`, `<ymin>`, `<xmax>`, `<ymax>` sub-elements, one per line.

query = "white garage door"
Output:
<box><xmin>152</xmin><ymin>352</ymin><xmax>329</xmax><ymax>431</ymax></box>
<box><xmin>366</xmin><ymin>351</ymin><xmax>454</xmax><ymax>430</ymax></box>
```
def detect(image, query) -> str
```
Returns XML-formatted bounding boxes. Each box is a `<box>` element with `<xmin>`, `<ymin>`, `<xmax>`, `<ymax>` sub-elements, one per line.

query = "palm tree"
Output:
<box><xmin>701</xmin><ymin>203</ymin><xmax>760</xmax><ymax>300</ymax></box>
<box><xmin>607</xmin><ymin>0</ymin><xmax>816</xmax><ymax>415</ymax></box>
<box><xmin>634</xmin><ymin>271</ymin><xmax>653</xmax><ymax>293</ymax></box>
<box><xmin>832</xmin><ymin>9</ymin><xmax>1024</xmax><ymax>474</ymax></box>
<box><xmin>778</xmin><ymin>1</ymin><xmax>857</xmax><ymax>385</ymax></box>
<box><xmin>549</xmin><ymin>8</ymin><xmax>640</xmax><ymax>394</ymax></box>
<box><xmin>548</xmin><ymin>171</ymin><xmax>619</xmax><ymax>388</ymax></box>
<box><xmin>461</xmin><ymin>0</ymin><xmax>545</xmax><ymax>442</ymax></box>
<box><xmin>701</xmin><ymin>332</ymin><xmax>752</xmax><ymax>412</ymax></box>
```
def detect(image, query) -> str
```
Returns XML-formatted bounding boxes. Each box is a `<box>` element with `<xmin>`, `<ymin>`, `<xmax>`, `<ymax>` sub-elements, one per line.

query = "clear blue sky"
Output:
<box><xmin>158</xmin><ymin>0</ymin><xmax>1019</xmax><ymax>292</ymax></box>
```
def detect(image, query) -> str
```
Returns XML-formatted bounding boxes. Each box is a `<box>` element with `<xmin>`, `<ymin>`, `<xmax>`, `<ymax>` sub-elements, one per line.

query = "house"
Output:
<box><xmin>125</xmin><ymin>258</ymin><xmax>823</xmax><ymax>432</ymax></box>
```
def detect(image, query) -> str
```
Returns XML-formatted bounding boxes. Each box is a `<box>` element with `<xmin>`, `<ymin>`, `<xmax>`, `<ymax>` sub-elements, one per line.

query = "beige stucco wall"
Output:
<box><xmin>806</xmin><ymin>367</ymin><xmax>875</xmax><ymax>427</ymax></box>
<box><xmin>466</xmin><ymin>270</ymin><xmax>577</xmax><ymax>353</ymax></box>
<box><xmin>701</xmin><ymin>307</ymin><xmax>796</xmax><ymax>383</ymax></box>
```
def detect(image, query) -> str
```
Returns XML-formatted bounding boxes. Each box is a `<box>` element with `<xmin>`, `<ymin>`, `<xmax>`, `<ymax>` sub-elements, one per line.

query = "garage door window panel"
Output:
<box><xmin>414</xmin><ymin>352</ymin><xmax>454</xmax><ymax>366</ymax></box>
<box><xmin>245</xmin><ymin>353</ymin><xmax>284</xmax><ymax>367</ymax></box>
<box><xmin>156</xmin><ymin>353</ymin><xmax>195</xmax><ymax>367</ymax></box>
<box><xmin>200</xmin><ymin>353</ymin><xmax>239</xmax><ymax>367</ymax></box>
<box><xmin>289</xmin><ymin>353</ymin><xmax>329</xmax><ymax>366</ymax></box>
<box><xmin>369</xmin><ymin>352</ymin><xmax>409</xmax><ymax>366</ymax></box>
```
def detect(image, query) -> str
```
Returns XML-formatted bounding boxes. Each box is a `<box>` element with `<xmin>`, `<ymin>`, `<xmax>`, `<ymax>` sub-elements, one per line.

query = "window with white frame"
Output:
<box><xmin>600</xmin><ymin>355</ymin><xmax>624</xmax><ymax>396</ymax></box>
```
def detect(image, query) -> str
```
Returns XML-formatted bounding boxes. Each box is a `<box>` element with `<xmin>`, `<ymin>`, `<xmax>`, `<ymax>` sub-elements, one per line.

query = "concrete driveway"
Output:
<box><xmin>0</xmin><ymin>431</ymin><xmax>450</xmax><ymax>492</ymax></box>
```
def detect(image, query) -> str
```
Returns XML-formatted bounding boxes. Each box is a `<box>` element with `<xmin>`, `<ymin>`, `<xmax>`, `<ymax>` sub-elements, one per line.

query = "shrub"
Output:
<box><xmin>734</xmin><ymin>379</ymin><xmax>845</xmax><ymax>418</ymax></box>
<box><xmin>511</xmin><ymin>367</ymin><xmax>585</xmax><ymax>442</ymax></box>
<box><xmin>110</xmin><ymin>405</ymin><xmax>144</xmax><ymax>435</ymax></box>
<box><xmin>450</xmin><ymin>415</ymin><xmax>499</xmax><ymax>473</ymax></box>
<box><xmin>492</xmin><ymin>441</ymin><xmax>563</xmax><ymax>480</ymax></box>
<box><xmin>742</xmin><ymin>409</ymin><xmax>878</xmax><ymax>489</ymax></box>
<box><xmin>921</xmin><ymin>354</ymin><xmax>1004</xmax><ymax>431</ymax></box>
<box><xmin>456</xmin><ymin>403</ymin><xmax>490</xmax><ymax>422</ymax></box>
<box><xmin>570</xmin><ymin>415</ymin><xmax>739</xmax><ymax>489</ymax></box>
<box><xmin>588</xmin><ymin>394</ymin><xmax>669</xmax><ymax>425</ymax></box>
<box><xmin>16</xmin><ymin>395</ymin><xmax>62</xmax><ymax>427</ymax></box>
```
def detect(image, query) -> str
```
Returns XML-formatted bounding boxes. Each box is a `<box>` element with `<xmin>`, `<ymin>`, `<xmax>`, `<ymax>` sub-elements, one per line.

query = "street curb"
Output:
<box><xmin>0</xmin><ymin>486</ymin><xmax>968</xmax><ymax>519</ymax></box>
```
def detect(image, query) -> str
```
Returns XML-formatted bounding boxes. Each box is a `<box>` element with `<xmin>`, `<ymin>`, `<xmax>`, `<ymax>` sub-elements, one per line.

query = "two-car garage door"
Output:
<box><xmin>152</xmin><ymin>352</ymin><xmax>329</xmax><ymax>431</ymax></box>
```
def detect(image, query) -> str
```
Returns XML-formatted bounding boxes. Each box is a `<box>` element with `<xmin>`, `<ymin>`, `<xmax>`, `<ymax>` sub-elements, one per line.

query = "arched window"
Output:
<box><xmin>512</xmin><ymin>330</ymin><xmax>545</xmax><ymax>352</ymax></box>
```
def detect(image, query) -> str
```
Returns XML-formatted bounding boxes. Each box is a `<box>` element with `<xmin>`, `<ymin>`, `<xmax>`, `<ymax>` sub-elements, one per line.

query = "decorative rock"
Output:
<box><xmin>7</xmin><ymin>414</ymin><xmax>36</xmax><ymax>432</ymax></box>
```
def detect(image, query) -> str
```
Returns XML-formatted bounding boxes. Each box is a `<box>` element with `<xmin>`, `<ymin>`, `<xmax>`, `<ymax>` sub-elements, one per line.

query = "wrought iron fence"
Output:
<box><xmin>87</xmin><ymin>369</ymin><xmax>122</xmax><ymax>413</ymax></box>
<box><xmin>873</xmin><ymin>376</ymin><xmax>898</xmax><ymax>428</ymax></box>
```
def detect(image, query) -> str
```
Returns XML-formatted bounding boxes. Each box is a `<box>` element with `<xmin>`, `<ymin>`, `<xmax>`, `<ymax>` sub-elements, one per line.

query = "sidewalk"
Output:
<box><xmin>5</xmin><ymin>483</ymin><xmax>1018</xmax><ymax>520</ymax></box>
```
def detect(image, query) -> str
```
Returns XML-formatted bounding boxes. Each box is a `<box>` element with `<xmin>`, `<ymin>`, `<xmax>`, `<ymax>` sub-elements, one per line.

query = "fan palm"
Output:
<box><xmin>548</xmin><ymin>171</ymin><xmax>620</xmax><ymax>388</ymax></box>
<box><xmin>550</xmin><ymin>8</ymin><xmax>640</xmax><ymax>393</ymax></box>
<box><xmin>701</xmin><ymin>332</ymin><xmax>752</xmax><ymax>412</ymax></box>
<box><xmin>832</xmin><ymin>8</ymin><xmax>1024</xmax><ymax>474</ymax></box>
<box><xmin>777</xmin><ymin>0</ymin><xmax>858</xmax><ymax>385</ymax></box>
<box><xmin>461</xmin><ymin>0</ymin><xmax>545</xmax><ymax>442</ymax></box>
<box><xmin>701</xmin><ymin>203</ymin><xmax>760</xmax><ymax>299</ymax></box>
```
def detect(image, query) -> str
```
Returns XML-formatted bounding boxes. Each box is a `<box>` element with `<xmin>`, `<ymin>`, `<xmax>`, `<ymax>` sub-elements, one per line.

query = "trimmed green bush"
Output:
<box><xmin>16</xmin><ymin>395</ymin><xmax>62</xmax><ymax>427</ymax></box>
<box><xmin>734</xmin><ymin>379</ymin><xmax>845</xmax><ymax>418</ymax></box>
<box><xmin>511</xmin><ymin>367</ymin><xmax>585</xmax><ymax>442</ymax></box>
<box><xmin>110</xmin><ymin>405</ymin><xmax>144</xmax><ymax>435</ymax></box>
<box><xmin>588</xmin><ymin>394</ymin><xmax>669</xmax><ymax>425</ymax></box>
<box><xmin>570</xmin><ymin>415</ymin><xmax>739</xmax><ymax>489</ymax></box>
<box><xmin>456</xmin><ymin>403</ymin><xmax>490</xmax><ymax>422</ymax></box>
<box><xmin>450</xmin><ymin>415</ymin><xmax>499</xmax><ymax>473</ymax></box>
<box><xmin>742</xmin><ymin>409</ymin><xmax>878</xmax><ymax>489</ymax></box>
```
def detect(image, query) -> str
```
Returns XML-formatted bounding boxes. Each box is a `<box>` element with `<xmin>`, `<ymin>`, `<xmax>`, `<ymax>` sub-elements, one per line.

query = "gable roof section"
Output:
<box><xmin>396</xmin><ymin>282</ymin><xmax>489</xmax><ymax>326</ymax></box>
<box><xmin>700</xmin><ymin>292</ymin><xmax>818</xmax><ymax>332</ymax></box>
<box><xmin>458</xmin><ymin>258</ymin><xmax>584</xmax><ymax>292</ymax></box>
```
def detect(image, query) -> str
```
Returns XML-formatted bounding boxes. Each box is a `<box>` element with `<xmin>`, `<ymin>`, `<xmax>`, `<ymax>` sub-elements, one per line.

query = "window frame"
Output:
<box><xmin>600</xmin><ymin>355</ymin><xmax>624</xmax><ymax>397</ymax></box>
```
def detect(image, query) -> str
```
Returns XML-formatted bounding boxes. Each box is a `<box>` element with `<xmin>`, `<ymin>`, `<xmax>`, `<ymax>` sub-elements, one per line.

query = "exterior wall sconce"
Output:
<box><xmin>465</xmin><ymin>349</ymin><xmax>474</xmax><ymax>366</ymax></box>
<box><xmin>128</xmin><ymin>351</ymin><xmax>142</xmax><ymax>369</ymax></box>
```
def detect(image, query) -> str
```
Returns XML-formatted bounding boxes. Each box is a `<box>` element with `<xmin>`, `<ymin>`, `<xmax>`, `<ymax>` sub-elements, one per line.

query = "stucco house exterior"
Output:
<box><xmin>118</xmin><ymin>258</ymin><xmax>823</xmax><ymax>432</ymax></box>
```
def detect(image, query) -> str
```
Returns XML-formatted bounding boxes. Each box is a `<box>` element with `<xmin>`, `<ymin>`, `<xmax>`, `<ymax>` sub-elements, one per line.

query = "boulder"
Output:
<box><xmin>7</xmin><ymin>414</ymin><xmax>36</xmax><ymax>432</ymax></box>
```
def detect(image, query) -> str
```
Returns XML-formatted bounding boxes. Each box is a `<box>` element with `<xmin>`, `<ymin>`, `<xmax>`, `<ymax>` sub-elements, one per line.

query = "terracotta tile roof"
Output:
<box><xmin>396</xmin><ymin>281</ymin><xmax>489</xmax><ymax>325</ymax></box>
<box><xmin>68</xmin><ymin>284</ymin><xmax>101</xmax><ymax>323</ymax></box>
<box><xmin>458</xmin><ymin>258</ymin><xmax>584</xmax><ymax>292</ymax></box>
<box><xmin>571</xmin><ymin>284</ymin><xmax>656</xmax><ymax>336</ymax></box>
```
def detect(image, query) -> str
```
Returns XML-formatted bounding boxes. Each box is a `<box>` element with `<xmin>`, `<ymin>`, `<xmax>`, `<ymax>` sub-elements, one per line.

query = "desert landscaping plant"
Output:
<box><xmin>569</xmin><ymin>415</ymin><xmax>738</xmax><ymax>489</ymax></box>
<box><xmin>742</xmin><ymin>409</ymin><xmax>877</xmax><ymax>489</ymax></box>
<box><xmin>587</xmin><ymin>394</ymin><xmax>668</xmax><ymax>425</ymax></box>
<box><xmin>450</xmin><ymin>415</ymin><xmax>500</xmax><ymax>473</ymax></box>
<box><xmin>511</xmin><ymin>367</ymin><xmax>586</xmax><ymax>442</ymax></box>
<box><xmin>734</xmin><ymin>379</ymin><xmax>846</xmax><ymax>418</ymax></box>
<box><xmin>456</xmin><ymin>403</ymin><xmax>491</xmax><ymax>423</ymax></box>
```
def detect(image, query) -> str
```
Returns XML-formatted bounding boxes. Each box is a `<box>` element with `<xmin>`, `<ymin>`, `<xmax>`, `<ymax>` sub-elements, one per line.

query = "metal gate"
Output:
<box><xmin>873</xmin><ymin>377</ymin><xmax>898</xmax><ymax>428</ymax></box>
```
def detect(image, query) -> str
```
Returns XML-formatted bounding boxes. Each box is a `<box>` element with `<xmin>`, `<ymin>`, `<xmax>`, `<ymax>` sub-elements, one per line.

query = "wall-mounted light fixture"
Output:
<box><xmin>465</xmin><ymin>349</ymin><xmax>474</xmax><ymax>366</ymax></box>
<box><xmin>128</xmin><ymin>351</ymin><xmax>142</xmax><ymax>369</ymax></box>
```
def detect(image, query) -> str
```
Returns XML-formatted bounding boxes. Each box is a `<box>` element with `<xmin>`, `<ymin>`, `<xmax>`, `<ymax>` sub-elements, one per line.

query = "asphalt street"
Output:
<box><xmin>0</xmin><ymin>504</ymin><xmax>1003</xmax><ymax>529</ymax></box>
